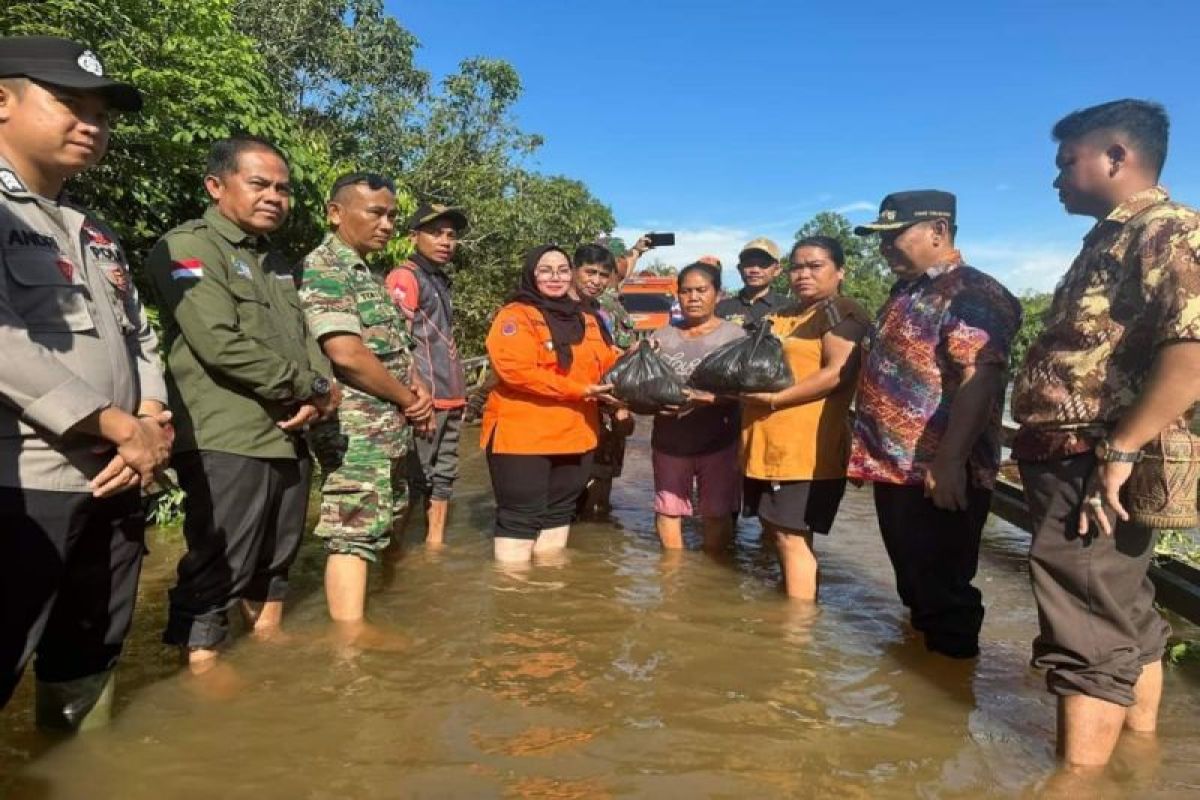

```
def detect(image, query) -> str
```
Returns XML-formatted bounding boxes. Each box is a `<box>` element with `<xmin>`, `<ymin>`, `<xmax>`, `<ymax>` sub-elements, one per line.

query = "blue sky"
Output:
<box><xmin>391</xmin><ymin>0</ymin><xmax>1200</xmax><ymax>292</ymax></box>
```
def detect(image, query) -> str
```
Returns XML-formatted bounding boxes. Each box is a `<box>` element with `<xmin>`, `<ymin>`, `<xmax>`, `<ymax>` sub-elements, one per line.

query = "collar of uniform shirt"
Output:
<box><xmin>204</xmin><ymin>205</ymin><xmax>267</xmax><ymax>248</ymax></box>
<box><xmin>894</xmin><ymin>250</ymin><xmax>964</xmax><ymax>292</ymax></box>
<box><xmin>324</xmin><ymin>231</ymin><xmax>369</xmax><ymax>268</ymax></box>
<box><xmin>736</xmin><ymin>287</ymin><xmax>783</xmax><ymax>306</ymax></box>
<box><xmin>1103</xmin><ymin>185</ymin><xmax>1169</xmax><ymax>226</ymax></box>
<box><xmin>410</xmin><ymin>249</ymin><xmax>453</xmax><ymax>287</ymax></box>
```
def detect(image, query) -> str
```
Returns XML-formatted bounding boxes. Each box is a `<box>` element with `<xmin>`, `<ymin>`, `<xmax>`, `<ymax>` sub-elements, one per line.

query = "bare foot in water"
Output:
<box><xmin>1038</xmin><ymin>763</ymin><xmax>1119</xmax><ymax>799</ymax></box>
<box><xmin>247</xmin><ymin>625</ymin><xmax>298</xmax><ymax>646</ymax></box>
<box><xmin>329</xmin><ymin>620</ymin><xmax>409</xmax><ymax>654</ymax></box>
<box><xmin>184</xmin><ymin>653</ymin><xmax>245</xmax><ymax>700</ymax></box>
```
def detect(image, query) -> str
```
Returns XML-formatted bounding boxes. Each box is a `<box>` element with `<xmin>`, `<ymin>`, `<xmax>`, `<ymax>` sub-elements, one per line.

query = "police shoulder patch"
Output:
<box><xmin>0</xmin><ymin>169</ymin><xmax>26</xmax><ymax>193</ymax></box>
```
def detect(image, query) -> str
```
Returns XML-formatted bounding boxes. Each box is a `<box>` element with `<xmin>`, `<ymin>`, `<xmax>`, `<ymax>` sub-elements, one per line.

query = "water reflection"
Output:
<box><xmin>3</xmin><ymin>428</ymin><xmax>1200</xmax><ymax>798</ymax></box>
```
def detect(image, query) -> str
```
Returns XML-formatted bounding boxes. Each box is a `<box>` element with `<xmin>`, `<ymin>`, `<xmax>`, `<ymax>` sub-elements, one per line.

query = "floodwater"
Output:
<box><xmin>3</xmin><ymin>425</ymin><xmax>1200</xmax><ymax>799</ymax></box>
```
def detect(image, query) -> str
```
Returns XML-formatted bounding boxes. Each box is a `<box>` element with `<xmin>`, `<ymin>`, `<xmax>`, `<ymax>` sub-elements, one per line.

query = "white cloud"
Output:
<box><xmin>832</xmin><ymin>201</ymin><xmax>875</xmax><ymax>215</ymax></box>
<box><xmin>962</xmin><ymin>239</ymin><xmax>1077</xmax><ymax>294</ymax></box>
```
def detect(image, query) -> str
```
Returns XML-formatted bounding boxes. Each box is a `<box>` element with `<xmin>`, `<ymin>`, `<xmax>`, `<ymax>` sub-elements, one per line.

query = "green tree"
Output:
<box><xmin>0</xmin><ymin>0</ymin><xmax>338</xmax><ymax>275</ymax></box>
<box><xmin>788</xmin><ymin>211</ymin><xmax>893</xmax><ymax>315</ymax></box>
<box><xmin>603</xmin><ymin>236</ymin><xmax>629</xmax><ymax>258</ymax></box>
<box><xmin>226</xmin><ymin>8</ymin><xmax>618</xmax><ymax>354</ymax></box>
<box><xmin>1011</xmin><ymin>291</ymin><xmax>1052</xmax><ymax>370</ymax></box>
<box><xmin>231</xmin><ymin>0</ymin><xmax>427</xmax><ymax>159</ymax></box>
<box><xmin>5</xmin><ymin>1</ymin><xmax>617</xmax><ymax>358</ymax></box>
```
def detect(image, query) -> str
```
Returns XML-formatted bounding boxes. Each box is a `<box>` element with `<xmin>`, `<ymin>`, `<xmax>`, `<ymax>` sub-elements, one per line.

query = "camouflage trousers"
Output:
<box><xmin>310</xmin><ymin>425</ymin><xmax>410</xmax><ymax>563</ymax></box>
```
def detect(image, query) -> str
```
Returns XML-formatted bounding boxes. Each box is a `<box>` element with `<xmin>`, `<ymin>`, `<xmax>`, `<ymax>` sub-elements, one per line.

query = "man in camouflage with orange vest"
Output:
<box><xmin>300</xmin><ymin>173</ymin><xmax>433</xmax><ymax>639</ymax></box>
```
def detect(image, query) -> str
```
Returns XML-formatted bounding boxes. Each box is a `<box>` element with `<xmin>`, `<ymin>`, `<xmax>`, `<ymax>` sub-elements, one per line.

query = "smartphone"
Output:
<box><xmin>646</xmin><ymin>232</ymin><xmax>675</xmax><ymax>248</ymax></box>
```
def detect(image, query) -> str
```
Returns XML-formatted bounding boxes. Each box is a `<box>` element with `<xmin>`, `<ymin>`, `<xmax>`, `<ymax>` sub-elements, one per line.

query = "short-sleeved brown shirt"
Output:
<box><xmin>1012</xmin><ymin>186</ymin><xmax>1200</xmax><ymax>461</ymax></box>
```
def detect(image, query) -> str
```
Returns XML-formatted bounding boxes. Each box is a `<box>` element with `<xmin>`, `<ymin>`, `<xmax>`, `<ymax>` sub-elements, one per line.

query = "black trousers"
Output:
<box><xmin>0</xmin><ymin>487</ymin><xmax>144</xmax><ymax>708</ymax></box>
<box><xmin>1020</xmin><ymin>455</ymin><xmax>1169</xmax><ymax>706</ymax></box>
<box><xmin>164</xmin><ymin>449</ymin><xmax>311</xmax><ymax>649</ymax></box>
<box><xmin>873</xmin><ymin>481</ymin><xmax>992</xmax><ymax>658</ymax></box>
<box><xmin>487</xmin><ymin>449</ymin><xmax>594</xmax><ymax>540</ymax></box>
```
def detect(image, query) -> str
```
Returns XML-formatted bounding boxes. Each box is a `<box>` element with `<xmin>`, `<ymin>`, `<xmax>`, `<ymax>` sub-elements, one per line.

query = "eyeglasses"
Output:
<box><xmin>534</xmin><ymin>267</ymin><xmax>573</xmax><ymax>278</ymax></box>
<box><xmin>329</xmin><ymin>171</ymin><xmax>395</xmax><ymax>199</ymax></box>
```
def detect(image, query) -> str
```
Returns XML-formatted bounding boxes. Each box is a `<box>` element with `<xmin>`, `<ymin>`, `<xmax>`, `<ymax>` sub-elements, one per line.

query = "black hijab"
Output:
<box><xmin>511</xmin><ymin>244</ymin><xmax>612</xmax><ymax>371</ymax></box>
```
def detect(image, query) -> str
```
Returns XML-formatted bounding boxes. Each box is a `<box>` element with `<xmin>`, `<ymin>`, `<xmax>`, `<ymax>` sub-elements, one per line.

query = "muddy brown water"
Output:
<box><xmin>3</xmin><ymin>425</ymin><xmax>1200</xmax><ymax>798</ymax></box>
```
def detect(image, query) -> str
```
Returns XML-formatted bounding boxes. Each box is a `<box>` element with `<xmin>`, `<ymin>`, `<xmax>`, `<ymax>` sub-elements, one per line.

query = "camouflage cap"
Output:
<box><xmin>738</xmin><ymin>237</ymin><xmax>781</xmax><ymax>264</ymax></box>
<box><xmin>407</xmin><ymin>202</ymin><xmax>469</xmax><ymax>233</ymax></box>
<box><xmin>854</xmin><ymin>190</ymin><xmax>956</xmax><ymax>235</ymax></box>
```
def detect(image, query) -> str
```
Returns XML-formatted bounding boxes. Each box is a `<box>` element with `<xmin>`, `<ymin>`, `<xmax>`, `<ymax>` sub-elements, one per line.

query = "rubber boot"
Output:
<box><xmin>35</xmin><ymin>670</ymin><xmax>115</xmax><ymax>732</ymax></box>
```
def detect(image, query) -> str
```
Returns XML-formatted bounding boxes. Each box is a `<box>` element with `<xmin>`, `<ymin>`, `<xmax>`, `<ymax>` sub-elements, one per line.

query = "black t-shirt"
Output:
<box><xmin>715</xmin><ymin>289</ymin><xmax>788</xmax><ymax>327</ymax></box>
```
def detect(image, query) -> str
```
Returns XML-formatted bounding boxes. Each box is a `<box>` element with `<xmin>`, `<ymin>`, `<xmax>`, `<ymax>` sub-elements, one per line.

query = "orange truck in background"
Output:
<box><xmin>618</xmin><ymin>274</ymin><xmax>678</xmax><ymax>332</ymax></box>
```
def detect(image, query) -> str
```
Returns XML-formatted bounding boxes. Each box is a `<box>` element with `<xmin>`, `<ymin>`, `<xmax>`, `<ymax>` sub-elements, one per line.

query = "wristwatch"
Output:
<box><xmin>1094</xmin><ymin>438</ymin><xmax>1143</xmax><ymax>463</ymax></box>
<box><xmin>310</xmin><ymin>376</ymin><xmax>331</xmax><ymax>397</ymax></box>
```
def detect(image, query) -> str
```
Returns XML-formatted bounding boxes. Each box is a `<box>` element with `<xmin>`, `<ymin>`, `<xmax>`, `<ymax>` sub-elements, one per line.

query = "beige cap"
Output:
<box><xmin>738</xmin><ymin>237</ymin><xmax>781</xmax><ymax>263</ymax></box>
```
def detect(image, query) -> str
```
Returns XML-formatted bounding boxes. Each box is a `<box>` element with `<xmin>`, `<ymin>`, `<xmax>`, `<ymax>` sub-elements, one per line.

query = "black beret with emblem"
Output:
<box><xmin>854</xmin><ymin>190</ymin><xmax>956</xmax><ymax>235</ymax></box>
<box><xmin>0</xmin><ymin>36</ymin><xmax>142</xmax><ymax>113</ymax></box>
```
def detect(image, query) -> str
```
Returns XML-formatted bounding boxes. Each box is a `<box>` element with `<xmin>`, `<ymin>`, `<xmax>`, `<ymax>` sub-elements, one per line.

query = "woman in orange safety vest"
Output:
<box><xmin>481</xmin><ymin>245</ymin><xmax>619</xmax><ymax>564</ymax></box>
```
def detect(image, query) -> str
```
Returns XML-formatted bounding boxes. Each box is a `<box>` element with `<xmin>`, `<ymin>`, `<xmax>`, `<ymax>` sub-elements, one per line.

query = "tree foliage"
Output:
<box><xmin>3</xmin><ymin>0</ymin><xmax>617</xmax><ymax>357</ymax></box>
<box><xmin>1011</xmin><ymin>291</ymin><xmax>1052</xmax><ymax>370</ymax></box>
<box><xmin>232</xmin><ymin>1</ymin><xmax>615</xmax><ymax>354</ymax></box>
<box><xmin>0</xmin><ymin>0</ymin><xmax>339</xmax><ymax>274</ymax></box>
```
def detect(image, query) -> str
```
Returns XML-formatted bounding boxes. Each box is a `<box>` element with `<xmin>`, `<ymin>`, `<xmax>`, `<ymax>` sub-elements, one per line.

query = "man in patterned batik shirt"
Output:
<box><xmin>850</xmin><ymin>190</ymin><xmax>1020</xmax><ymax>660</ymax></box>
<box><xmin>1012</xmin><ymin>99</ymin><xmax>1200</xmax><ymax>769</ymax></box>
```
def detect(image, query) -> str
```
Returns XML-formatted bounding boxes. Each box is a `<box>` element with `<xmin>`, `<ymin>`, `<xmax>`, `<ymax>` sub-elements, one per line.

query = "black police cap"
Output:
<box><xmin>854</xmin><ymin>190</ymin><xmax>956</xmax><ymax>235</ymax></box>
<box><xmin>0</xmin><ymin>36</ymin><xmax>142</xmax><ymax>113</ymax></box>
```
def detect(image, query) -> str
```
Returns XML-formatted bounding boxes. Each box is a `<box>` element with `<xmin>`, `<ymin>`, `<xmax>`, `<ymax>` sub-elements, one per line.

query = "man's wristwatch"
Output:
<box><xmin>310</xmin><ymin>376</ymin><xmax>331</xmax><ymax>397</ymax></box>
<box><xmin>1095</xmin><ymin>438</ymin><xmax>1143</xmax><ymax>463</ymax></box>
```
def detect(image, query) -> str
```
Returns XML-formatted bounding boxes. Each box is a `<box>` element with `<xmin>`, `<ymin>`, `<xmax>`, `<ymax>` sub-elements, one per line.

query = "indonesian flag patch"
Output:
<box><xmin>170</xmin><ymin>258</ymin><xmax>204</xmax><ymax>280</ymax></box>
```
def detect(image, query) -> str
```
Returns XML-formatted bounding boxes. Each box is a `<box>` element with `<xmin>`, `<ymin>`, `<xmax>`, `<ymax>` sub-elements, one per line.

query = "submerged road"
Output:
<box><xmin>3</xmin><ymin>424</ymin><xmax>1199</xmax><ymax>798</ymax></box>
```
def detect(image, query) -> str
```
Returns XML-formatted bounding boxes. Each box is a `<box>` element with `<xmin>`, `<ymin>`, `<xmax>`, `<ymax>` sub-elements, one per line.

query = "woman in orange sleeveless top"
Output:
<box><xmin>481</xmin><ymin>245</ymin><xmax>618</xmax><ymax>564</ymax></box>
<box><xmin>740</xmin><ymin>236</ymin><xmax>870</xmax><ymax>600</ymax></box>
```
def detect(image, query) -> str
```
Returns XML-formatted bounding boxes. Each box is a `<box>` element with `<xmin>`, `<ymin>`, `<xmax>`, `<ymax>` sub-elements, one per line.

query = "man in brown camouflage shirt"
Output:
<box><xmin>1012</xmin><ymin>99</ymin><xmax>1200</xmax><ymax>770</ymax></box>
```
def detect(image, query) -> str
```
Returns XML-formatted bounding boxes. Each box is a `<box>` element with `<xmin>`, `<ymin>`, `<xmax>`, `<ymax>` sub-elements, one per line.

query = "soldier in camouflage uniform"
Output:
<box><xmin>572</xmin><ymin>244</ymin><xmax>636</xmax><ymax>516</ymax></box>
<box><xmin>299</xmin><ymin>172</ymin><xmax>434</xmax><ymax>629</ymax></box>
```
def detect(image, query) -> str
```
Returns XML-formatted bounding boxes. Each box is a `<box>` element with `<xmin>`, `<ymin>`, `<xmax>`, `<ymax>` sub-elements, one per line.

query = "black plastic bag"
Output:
<box><xmin>603</xmin><ymin>344</ymin><xmax>688</xmax><ymax>414</ymax></box>
<box><xmin>689</xmin><ymin>322</ymin><xmax>794</xmax><ymax>394</ymax></box>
